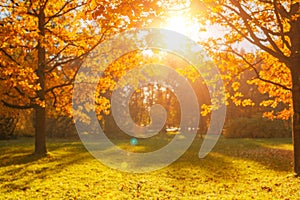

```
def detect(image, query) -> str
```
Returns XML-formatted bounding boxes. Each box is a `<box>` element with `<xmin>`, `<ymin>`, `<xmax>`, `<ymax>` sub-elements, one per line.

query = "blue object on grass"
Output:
<box><xmin>130</xmin><ymin>138</ymin><xmax>138</xmax><ymax>146</ymax></box>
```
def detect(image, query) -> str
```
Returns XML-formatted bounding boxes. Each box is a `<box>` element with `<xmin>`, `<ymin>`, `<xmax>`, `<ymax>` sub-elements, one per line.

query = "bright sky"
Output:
<box><xmin>163</xmin><ymin>13</ymin><xmax>201</xmax><ymax>41</ymax></box>
<box><xmin>162</xmin><ymin>11</ymin><xmax>257</xmax><ymax>53</ymax></box>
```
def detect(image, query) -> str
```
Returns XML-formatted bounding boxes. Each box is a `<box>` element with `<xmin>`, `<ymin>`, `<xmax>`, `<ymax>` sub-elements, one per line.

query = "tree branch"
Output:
<box><xmin>0</xmin><ymin>48</ymin><xmax>21</xmax><ymax>66</ymax></box>
<box><xmin>45</xmin><ymin>44</ymin><xmax>71</xmax><ymax>68</ymax></box>
<box><xmin>219</xmin><ymin>1</ymin><xmax>290</xmax><ymax>64</ymax></box>
<box><xmin>1</xmin><ymin>100</ymin><xmax>32</xmax><ymax>109</ymax></box>
<box><xmin>224</xmin><ymin>47</ymin><xmax>292</xmax><ymax>91</ymax></box>
<box><xmin>50</xmin><ymin>89</ymin><xmax>57</xmax><ymax>107</ymax></box>
<box><xmin>45</xmin><ymin>1</ymin><xmax>86</xmax><ymax>25</ymax></box>
<box><xmin>45</xmin><ymin>60</ymin><xmax>81</xmax><ymax>93</ymax></box>
<box><xmin>273</xmin><ymin>0</ymin><xmax>291</xmax><ymax>50</ymax></box>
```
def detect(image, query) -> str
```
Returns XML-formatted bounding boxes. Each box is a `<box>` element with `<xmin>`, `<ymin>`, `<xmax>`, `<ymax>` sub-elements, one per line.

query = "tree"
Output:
<box><xmin>191</xmin><ymin>0</ymin><xmax>300</xmax><ymax>175</ymax></box>
<box><xmin>93</xmin><ymin>49</ymin><xmax>211</xmax><ymax>137</ymax></box>
<box><xmin>0</xmin><ymin>0</ymin><xmax>161</xmax><ymax>155</ymax></box>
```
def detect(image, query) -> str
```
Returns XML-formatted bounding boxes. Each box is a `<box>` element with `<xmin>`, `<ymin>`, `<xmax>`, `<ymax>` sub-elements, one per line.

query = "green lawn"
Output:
<box><xmin>0</xmin><ymin>136</ymin><xmax>299</xmax><ymax>199</ymax></box>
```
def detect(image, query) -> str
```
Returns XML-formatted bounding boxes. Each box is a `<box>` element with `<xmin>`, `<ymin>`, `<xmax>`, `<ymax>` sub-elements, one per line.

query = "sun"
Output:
<box><xmin>163</xmin><ymin>14</ymin><xmax>200</xmax><ymax>41</ymax></box>
<box><xmin>165</xmin><ymin>15</ymin><xmax>188</xmax><ymax>33</ymax></box>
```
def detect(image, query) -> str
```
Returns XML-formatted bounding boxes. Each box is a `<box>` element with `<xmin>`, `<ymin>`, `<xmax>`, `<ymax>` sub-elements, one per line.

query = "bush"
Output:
<box><xmin>0</xmin><ymin>114</ymin><xmax>18</xmax><ymax>140</ymax></box>
<box><xmin>14</xmin><ymin>110</ymin><xmax>35</xmax><ymax>137</ymax></box>
<box><xmin>223</xmin><ymin>117</ymin><xmax>291</xmax><ymax>138</ymax></box>
<box><xmin>46</xmin><ymin>116</ymin><xmax>78</xmax><ymax>138</ymax></box>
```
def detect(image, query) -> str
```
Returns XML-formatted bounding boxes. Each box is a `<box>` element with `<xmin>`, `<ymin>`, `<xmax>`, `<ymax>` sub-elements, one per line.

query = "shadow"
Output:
<box><xmin>99</xmin><ymin>136</ymin><xmax>293</xmax><ymax>176</ymax></box>
<box><xmin>1</xmin><ymin>153</ymin><xmax>45</xmax><ymax>167</ymax></box>
<box><xmin>138</xmin><ymin>137</ymin><xmax>295</xmax><ymax>192</ymax></box>
<box><xmin>0</xmin><ymin>136</ymin><xmax>295</xmax><ymax>195</ymax></box>
<box><xmin>212</xmin><ymin>138</ymin><xmax>293</xmax><ymax>172</ymax></box>
<box><xmin>0</xmin><ymin>138</ymin><xmax>94</xmax><ymax>193</ymax></box>
<box><xmin>158</xmin><ymin>137</ymin><xmax>239</xmax><ymax>181</ymax></box>
<box><xmin>0</xmin><ymin>137</ymin><xmax>85</xmax><ymax>166</ymax></box>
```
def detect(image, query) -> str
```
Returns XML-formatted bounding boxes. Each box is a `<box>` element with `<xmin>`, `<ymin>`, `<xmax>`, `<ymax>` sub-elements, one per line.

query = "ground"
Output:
<box><xmin>1</xmin><ymin>137</ymin><xmax>300</xmax><ymax>199</ymax></box>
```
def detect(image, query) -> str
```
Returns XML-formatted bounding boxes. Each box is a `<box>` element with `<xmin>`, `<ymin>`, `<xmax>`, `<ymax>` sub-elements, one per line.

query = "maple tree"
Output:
<box><xmin>191</xmin><ymin>0</ymin><xmax>300</xmax><ymax>175</ymax></box>
<box><xmin>0</xmin><ymin>0</ymin><xmax>162</xmax><ymax>155</ymax></box>
<box><xmin>102</xmin><ymin>50</ymin><xmax>210</xmax><ymax>125</ymax></box>
<box><xmin>71</xmin><ymin>40</ymin><xmax>212</xmax><ymax>142</ymax></box>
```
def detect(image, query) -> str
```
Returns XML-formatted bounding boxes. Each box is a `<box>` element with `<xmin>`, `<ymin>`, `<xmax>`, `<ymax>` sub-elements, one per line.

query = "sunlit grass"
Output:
<box><xmin>0</xmin><ymin>137</ymin><xmax>299</xmax><ymax>199</ymax></box>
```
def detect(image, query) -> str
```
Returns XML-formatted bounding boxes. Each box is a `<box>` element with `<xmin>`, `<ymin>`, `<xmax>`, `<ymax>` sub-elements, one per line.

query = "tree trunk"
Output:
<box><xmin>291</xmin><ymin>61</ymin><xmax>300</xmax><ymax>176</ymax></box>
<box><xmin>289</xmin><ymin>14</ymin><xmax>300</xmax><ymax>176</ymax></box>
<box><xmin>34</xmin><ymin>8</ymin><xmax>47</xmax><ymax>155</ymax></box>
<box><xmin>34</xmin><ymin>105</ymin><xmax>46</xmax><ymax>155</ymax></box>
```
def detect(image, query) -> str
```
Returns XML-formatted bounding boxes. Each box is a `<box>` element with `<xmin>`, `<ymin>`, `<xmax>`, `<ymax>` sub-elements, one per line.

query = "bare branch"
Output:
<box><xmin>225</xmin><ymin>47</ymin><xmax>292</xmax><ymax>91</ymax></box>
<box><xmin>42</xmin><ymin>0</ymin><xmax>49</xmax><ymax>10</ymax></box>
<box><xmin>45</xmin><ymin>1</ymin><xmax>70</xmax><ymax>24</ymax></box>
<box><xmin>50</xmin><ymin>89</ymin><xmax>57</xmax><ymax>107</ymax></box>
<box><xmin>221</xmin><ymin>1</ymin><xmax>290</xmax><ymax>64</ymax></box>
<box><xmin>273</xmin><ymin>0</ymin><xmax>291</xmax><ymax>50</ymax></box>
<box><xmin>0</xmin><ymin>48</ymin><xmax>21</xmax><ymax>66</ymax></box>
<box><xmin>45</xmin><ymin>2</ymin><xmax>86</xmax><ymax>25</ymax></box>
<box><xmin>1</xmin><ymin>100</ymin><xmax>32</xmax><ymax>109</ymax></box>
<box><xmin>45</xmin><ymin>60</ymin><xmax>81</xmax><ymax>93</ymax></box>
<box><xmin>45</xmin><ymin>44</ymin><xmax>71</xmax><ymax>67</ymax></box>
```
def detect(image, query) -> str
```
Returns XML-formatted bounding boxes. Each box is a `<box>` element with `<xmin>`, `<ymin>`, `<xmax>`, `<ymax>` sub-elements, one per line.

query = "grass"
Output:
<box><xmin>0</xmin><ymin>136</ymin><xmax>300</xmax><ymax>199</ymax></box>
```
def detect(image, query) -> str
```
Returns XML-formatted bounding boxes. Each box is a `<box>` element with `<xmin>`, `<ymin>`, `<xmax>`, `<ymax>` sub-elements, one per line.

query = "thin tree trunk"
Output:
<box><xmin>291</xmin><ymin>63</ymin><xmax>300</xmax><ymax>176</ymax></box>
<box><xmin>35</xmin><ymin>105</ymin><xmax>46</xmax><ymax>155</ymax></box>
<box><xmin>35</xmin><ymin>7</ymin><xmax>47</xmax><ymax>155</ymax></box>
<box><xmin>289</xmin><ymin>14</ymin><xmax>300</xmax><ymax>176</ymax></box>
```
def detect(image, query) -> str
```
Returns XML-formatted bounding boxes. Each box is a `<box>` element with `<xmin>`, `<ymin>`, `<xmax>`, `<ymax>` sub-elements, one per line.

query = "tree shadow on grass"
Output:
<box><xmin>149</xmin><ymin>137</ymin><xmax>294</xmax><ymax>184</ymax></box>
<box><xmin>0</xmin><ymin>138</ymin><xmax>94</xmax><ymax>193</ymax></box>
<box><xmin>0</xmin><ymin>137</ymin><xmax>294</xmax><ymax>195</ymax></box>
<box><xmin>0</xmin><ymin>137</ymin><xmax>84</xmax><ymax>167</ymax></box>
<box><xmin>93</xmin><ymin>136</ymin><xmax>293</xmax><ymax>176</ymax></box>
<box><xmin>212</xmin><ymin>138</ymin><xmax>294</xmax><ymax>172</ymax></box>
<box><xmin>1</xmin><ymin>152</ymin><xmax>44</xmax><ymax>167</ymax></box>
<box><xmin>160</xmin><ymin>138</ymin><xmax>238</xmax><ymax>181</ymax></box>
<box><xmin>132</xmin><ymin>137</ymin><xmax>294</xmax><ymax>198</ymax></box>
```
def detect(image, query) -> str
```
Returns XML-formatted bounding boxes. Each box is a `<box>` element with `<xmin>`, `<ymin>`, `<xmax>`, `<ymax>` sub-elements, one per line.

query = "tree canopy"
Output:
<box><xmin>191</xmin><ymin>0</ymin><xmax>300</xmax><ymax>175</ymax></box>
<box><xmin>1</xmin><ymin>0</ymin><xmax>300</xmax><ymax>175</ymax></box>
<box><xmin>0</xmin><ymin>0</ymin><xmax>162</xmax><ymax>154</ymax></box>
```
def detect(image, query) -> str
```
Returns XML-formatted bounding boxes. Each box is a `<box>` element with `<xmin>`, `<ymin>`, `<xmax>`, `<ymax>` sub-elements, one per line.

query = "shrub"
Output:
<box><xmin>0</xmin><ymin>114</ymin><xmax>18</xmax><ymax>140</ymax></box>
<box><xmin>223</xmin><ymin>117</ymin><xmax>291</xmax><ymax>138</ymax></box>
<box><xmin>46</xmin><ymin>116</ymin><xmax>78</xmax><ymax>138</ymax></box>
<box><xmin>14</xmin><ymin>110</ymin><xmax>35</xmax><ymax>137</ymax></box>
